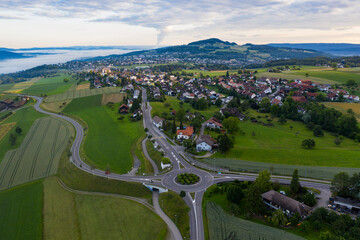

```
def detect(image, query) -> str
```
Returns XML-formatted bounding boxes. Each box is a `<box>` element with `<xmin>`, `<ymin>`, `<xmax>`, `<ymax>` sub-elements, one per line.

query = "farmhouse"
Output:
<box><xmin>177</xmin><ymin>126</ymin><xmax>194</xmax><ymax>140</ymax></box>
<box><xmin>196</xmin><ymin>135</ymin><xmax>215</xmax><ymax>152</ymax></box>
<box><xmin>262</xmin><ymin>190</ymin><xmax>312</xmax><ymax>217</ymax></box>
<box><xmin>153</xmin><ymin>116</ymin><xmax>164</xmax><ymax>128</ymax></box>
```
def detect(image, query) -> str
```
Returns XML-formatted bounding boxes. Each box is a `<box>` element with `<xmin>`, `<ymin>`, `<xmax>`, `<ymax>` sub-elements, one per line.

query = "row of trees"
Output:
<box><xmin>331</xmin><ymin>172</ymin><xmax>360</xmax><ymax>200</ymax></box>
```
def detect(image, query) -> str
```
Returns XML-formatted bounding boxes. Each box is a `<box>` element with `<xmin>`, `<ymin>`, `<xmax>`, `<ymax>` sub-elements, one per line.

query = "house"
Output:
<box><xmin>132</xmin><ymin>109</ymin><xmax>142</xmax><ymax>118</ymax></box>
<box><xmin>196</xmin><ymin>135</ymin><xmax>215</xmax><ymax>152</ymax></box>
<box><xmin>330</xmin><ymin>196</ymin><xmax>360</xmax><ymax>213</ymax></box>
<box><xmin>262</xmin><ymin>190</ymin><xmax>312</xmax><ymax>217</ymax></box>
<box><xmin>348</xmin><ymin>95</ymin><xmax>360</xmax><ymax>102</ymax></box>
<box><xmin>220</xmin><ymin>108</ymin><xmax>245</xmax><ymax>120</ymax></box>
<box><xmin>205</xmin><ymin>117</ymin><xmax>223</xmax><ymax>129</ymax></box>
<box><xmin>153</xmin><ymin>116</ymin><xmax>164</xmax><ymax>128</ymax></box>
<box><xmin>119</xmin><ymin>104</ymin><xmax>129</xmax><ymax>114</ymax></box>
<box><xmin>291</xmin><ymin>96</ymin><xmax>307</xmax><ymax>103</ymax></box>
<box><xmin>177</xmin><ymin>127</ymin><xmax>194</xmax><ymax>140</ymax></box>
<box><xmin>271</xmin><ymin>98</ymin><xmax>283</xmax><ymax>106</ymax></box>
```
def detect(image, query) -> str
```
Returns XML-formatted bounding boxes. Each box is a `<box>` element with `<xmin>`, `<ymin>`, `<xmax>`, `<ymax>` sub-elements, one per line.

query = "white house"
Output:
<box><xmin>152</xmin><ymin>116</ymin><xmax>164</xmax><ymax>128</ymax></box>
<box><xmin>205</xmin><ymin>117</ymin><xmax>223</xmax><ymax>129</ymax></box>
<box><xmin>176</xmin><ymin>127</ymin><xmax>194</xmax><ymax>140</ymax></box>
<box><xmin>196</xmin><ymin>135</ymin><xmax>215</xmax><ymax>152</ymax></box>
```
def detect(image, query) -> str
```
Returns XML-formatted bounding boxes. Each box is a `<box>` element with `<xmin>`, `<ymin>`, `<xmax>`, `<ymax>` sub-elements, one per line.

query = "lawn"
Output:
<box><xmin>63</xmin><ymin>95</ymin><xmax>144</xmax><ymax>174</ymax></box>
<box><xmin>159</xmin><ymin>191</ymin><xmax>190</xmax><ymax>239</ymax></box>
<box><xmin>0</xmin><ymin>107</ymin><xmax>45</xmax><ymax>163</ymax></box>
<box><xmin>151</xmin><ymin>96</ymin><xmax>221</xmax><ymax>120</ymax></box>
<box><xmin>0</xmin><ymin>181</ymin><xmax>43</xmax><ymax>240</ymax></box>
<box><xmin>145</xmin><ymin>139</ymin><xmax>164</xmax><ymax>171</ymax></box>
<box><xmin>22</xmin><ymin>73</ymin><xmax>76</xmax><ymax>96</ymax></box>
<box><xmin>0</xmin><ymin>117</ymin><xmax>73</xmax><ymax>190</ymax></box>
<box><xmin>45</xmin><ymin>87</ymin><xmax>121</xmax><ymax>102</ymax></box>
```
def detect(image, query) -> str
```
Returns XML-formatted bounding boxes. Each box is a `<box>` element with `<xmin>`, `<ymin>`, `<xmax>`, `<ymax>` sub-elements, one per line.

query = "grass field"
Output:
<box><xmin>21</xmin><ymin>73</ymin><xmax>76</xmax><ymax>96</ymax></box>
<box><xmin>101</xmin><ymin>92</ymin><xmax>126</xmax><ymax>105</ymax></box>
<box><xmin>0</xmin><ymin>83</ymin><xmax>15</xmax><ymax>93</ymax></box>
<box><xmin>0</xmin><ymin>107</ymin><xmax>45</xmax><ymax>162</ymax></box>
<box><xmin>0</xmin><ymin>181</ymin><xmax>43</xmax><ymax>240</ymax></box>
<box><xmin>256</xmin><ymin>67</ymin><xmax>360</xmax><ymax>84</ymax></box>
<box><xmin>206</xmin><ymin>202</ymin><xmax>303</xmax><ymax>240</ymax></box>
<box><xmin>45</xmin><ymin>87</ymin><xmax>121</xmax><ymax>102</ymax></box>
<box><xmin>210</xmin><ymin>117</ymin><xmax>360</xmax><ymax>171</ymax></box>
<box><xmin>75</xmin><ymin>82</ymin><xmax>90</xmax><ymax>90</ymax></box>
<box><xmin>5</xmin><ymin>78</ymin><xmax>40</xmax><ymax>93</ymax></box>
<box><xmin>151</xmin><ymin>96</ymin><xmax>221</xmax><ymax>120</ymax></box>
<box><xmin>0</xmin><ymin>117</ymin><xmax>72</xmax><ymax>190</ymax></box>
<box><xmin>40</xmin><ymin>100</ymin><xmax>72</xmax><ymax>113</ymax></box>
<box><xmin>0</xmin><ymin>122</ymin><xmax>16</xmax><ymax>141</ymax></box>
<box><xmin>145</xmin><ymin>140</ymin><xmax>164</xmax><ymax>171</ymax></box>
<box><xmin>159</xmin><ymin>191</ymin><xmax>190</xmax><ymax>239</ymax></box>
<box><xmin>63</xmin><ymin>95</ymin><xmax>143</xmax><ymax>174</ymax></box>
<box><xmin>323</xmin><ymin>102</ymin><xmax>360</xmax><ymax>121</ymax></box>
<box><xmin>172</xmin><ymin>69</ymin><xmax>239</xmax><ymax>77</ymax></box>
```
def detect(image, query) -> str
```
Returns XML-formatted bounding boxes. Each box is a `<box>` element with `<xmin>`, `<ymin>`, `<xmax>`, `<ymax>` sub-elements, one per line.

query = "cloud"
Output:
<box><xmin>0</xmin><ymin>0</ymin><xmax>360</xmax><ymax>45</ymax></box>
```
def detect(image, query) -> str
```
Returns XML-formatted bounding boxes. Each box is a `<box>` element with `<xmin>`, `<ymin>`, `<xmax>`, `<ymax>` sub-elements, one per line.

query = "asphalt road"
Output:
<box><xmin>27</xmin><ymin>90</ymin><xmax>332</xmax><ymax>240</ymax></box>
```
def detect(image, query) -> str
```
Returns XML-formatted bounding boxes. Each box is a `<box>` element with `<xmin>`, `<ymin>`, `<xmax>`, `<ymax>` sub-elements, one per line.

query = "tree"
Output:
<box><xmin>331</xmin><ymin>172</ymin><xmax>350</xmax><ymax>198</ymax></box>
<box><xmin>268</xmin><ymin>209</ymin><xmax>288</xmax><ymax>227</ymax></box>
<box><xmin>226</xmin><ymin>185</ymin><xmax>244</xmax><ymax>204</ymax></box>
<box><xmin>246</xmin><ymin>184</ymin><xmax>265</xmax><ymax>214</ymax></box>
<box><xmin>176</xmin><ymin>108</ymin><xmax>186</xmax><ymax>123</ymax></box>
<box><xmin>180</xmin><ymin>191</ymin><xmax>186</xmax><ymax>198</ymax></box>
<box><xmin>303</xmin><ymin>192</ymin><xmax>317</xmax><ymax>206</ymax></box>
<box><xmin>63</xmin><ymin>78</ymin><xmax>69</xmax><ymax>83</ymax></box>
<box><xmin>260</xmin><ymin>97</ymin><xmax>271</xmax><ymax>111</ymax></box>
<box><xmin>9</xmin><ymin>133</ymin><xmax>16</xmax><ymax>146</ymax></box>
<box><xmin>346</xmin><ymin>79</ymin><xmax>357</xmax><ymax>86</ymax></box>
<box><xmin>278</xmin><ymin>115</ymin><xmax>287</xmax><ymax>125</ymax></box>
<box><xmin>290</xmin><ymin>213</ymin><xmax>301</xmax><ymax>226</ymax></box>
<box><xmin>254</xmin><ymin>170</ymin><xmax>271</xmax><ymax>194</ymax></box>
<box><xmin>217</xmin><ymin>134</ymin><xmax>234</xmax><ymax>153</ymax></box>
<box><xmin>302</xmin><ymin>138</ymin><xmax>315</xmax><ymax>149</ymax></box>
<box><xmin>305</xmin><ymin>73</ymin><xmax>309</xmax><ymax>78</ymax></box>
<box><xmin>290</xmin><ymin>169</ymin><xmax>301</xmax><ymax>194</ymax></box>
<box><xmin>222</xmin><ymin>117</ymin><xmax>240</xmax><ymax>134</ymax></box>
<box><xmin>172</xmin><ymin>119</ymin><xmax>176</xmax><ymax>134</ymax></box>
<box><xmin>15</xmin><ymin>126</ymin><xmax>22</xmax><ymax>135</ymax></box>
<box><xmin>334</xmin><ymin>137</ymin><xmax>342</xmax><ymax>146</ymax></box>
<box><xmin>215</xmin><ymin>98</ymin><xmax>222</xmax><ymax>107</ymax></box>
<box><xmin>313</xmin><ymin>125</ymin><xmax>324</xmax><ymax>137</ymax></box>
<box><xmin>226</xmin><ymin>71</ymin><xmax>229</xmax><ymax>78</ymax></box>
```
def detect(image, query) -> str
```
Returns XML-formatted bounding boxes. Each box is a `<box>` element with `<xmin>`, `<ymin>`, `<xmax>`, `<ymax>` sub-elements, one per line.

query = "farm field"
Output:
<box><xmin>0</xmin><ymin>107</ymin><xmax>45</xmax><ymax>162</ymax></box>
<box><xmin>63</xmin><ymin>95</ymin><xmax>143</xmax><ymax>174</ymax></box>
<box><xmin>45</xmin><ymin>86</ymin><xmax>121</xmax><ymax>102</ymax></box>
<box><xmin>75</xmin><ymin>82</ymin><xmax>90</xmax><ymax>90</ymax></box>
<box><xmin>0</xmin><ymin>181</ymin><xmax>43</xmax><ymax>240</ymax></box>
<box><xmin>172</xmin><ymin>69</ymin><xmax>239</xmax><ymax>77</ymax></box>
<box><xmin>255</xmin><ymin>71</ymin><xmax>337</xmax><ymax>84</ymax></box>
<box><xmin>206</xmin><ymin>201</ymin><xmax>304</xmax><ymax>240</ymax></box>
<box><xmin>0</xmin><ymin>83</ymin><xmax>15</xmax><ymax>93</ymax></box>
<box><xmin>0</xmin><ymin>122</ymin><xmax>16</xmax><ymax>141</ymax></box>
<box><xmin>208</xmin><ymin>117</ymin><xmax>360</xmax><ymax>175</ymax></box>
<box><xmin>5</xmin><ymin>77</ymin><xmax>40</xmax><ymax>93</ymax></box>
<box><xmin>151</xmin><ymin>96</ymin><xmax>221</xmax><ymax>120</ymax></box>
<box><xmin>323</xmin><ymin>102</ymin><xmax>360</xmax><ymax>121</ymax></box>
<box><xmin>21</xmin><ymin>73</ymin><xmax>76</xmax><ymax>96</ymax></box>
<box><xmin>40</xmin><ymin>99</ymin><xmax>72</xmax><ymax>113</ymax></box>
<box><xmin>101</xmin><ymin>92</ymin><xmax>126</xmax><ymax>105</ymax></box>
<box><xmin>0</xmin><ymin>117</ymin><xmax>73</xmax><ymax>190</ymax></box>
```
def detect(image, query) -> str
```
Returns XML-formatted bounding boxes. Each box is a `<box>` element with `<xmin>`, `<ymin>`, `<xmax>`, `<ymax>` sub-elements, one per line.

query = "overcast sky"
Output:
<box><xmin>1</xmin><ymin>0</ymin><xmax>360</xmax><ymax>48</ymax></box>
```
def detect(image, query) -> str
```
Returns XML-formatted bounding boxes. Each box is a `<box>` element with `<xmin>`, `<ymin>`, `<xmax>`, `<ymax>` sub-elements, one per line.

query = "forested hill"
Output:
<box><xmin>0</xmin><ymin>50</ymin><xmax>28</xmax><ymax>60</ymax></box>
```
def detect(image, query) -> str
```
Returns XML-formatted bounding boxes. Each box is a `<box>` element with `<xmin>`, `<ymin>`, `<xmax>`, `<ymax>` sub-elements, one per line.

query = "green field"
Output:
<box><xmin>63</xmin><ymin>95</ymin><xmax>143</xmax><ymax>174</ymax></box>
<box><xmin>0</xmin><ymin>181</ymin><xmax>43</xmax><ymax>240</ymax></box>
<box><xmin>210</xmin><ymin>117</ymin><xmax>360</xmax><ymax>171</ymax></box>
<box><xmin>0</xmin><ymin>117</ymin><xmax>72</xmax><ymax>190</ymax></box>
<box><xmin>145</xmin><ymin>140</ymin><xmax>164</xmax><ymax>171</ymax></box>
<box><xmin>22</xmin><ymin>73</ymin><xmax>76</xmax><ymax>96</ymax></box>
<box><xmin>0</xmin><ymin>83</ymin><xmax>15</xmax><ymax>93</ymax></box>
<box><xmin>0</xmin><ymin>107</ymin><xmax>45</xmax><ymax>162</ymax></box>
<box><xmin>151</xmin><ymin>96</ymin><xmax>221</xmax><ymax>120</ymax></box>
<box><xmin>206</xmin><ymin>202</ymin><xmax>304</xmax><ymax>240</ymax></box>
<box><xmin>256</xmin><ymin>67</ymin><xmax>360</xmax><ymax>84</ymax></box>
<box><xmin>4</xmin><ymin>78</ymin><xmax>40</xmax><ymax>94</ymax></box>
<box><xmin>45</xmin><ymin>87</ymin><xmax>121</xmax><ymax>102</ymax></box>
<box><xmin>172</xmin><ymin>69</ymin><xmax>239</xmax><ymax>77</ymax></box>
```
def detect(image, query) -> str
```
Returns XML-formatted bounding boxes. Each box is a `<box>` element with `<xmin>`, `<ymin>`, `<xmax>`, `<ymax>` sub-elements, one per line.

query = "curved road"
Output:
<box><xmin>28</xmin><ymin>90</ymin><xmax>331</xmax><ymax>240</ymax></box>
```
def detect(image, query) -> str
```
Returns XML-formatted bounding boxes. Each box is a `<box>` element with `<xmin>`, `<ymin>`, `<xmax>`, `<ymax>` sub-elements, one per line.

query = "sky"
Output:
<box><xmin>1</xmin><ymin>0</ymin><xmax>360</xmax><ymax>48</ymax></box>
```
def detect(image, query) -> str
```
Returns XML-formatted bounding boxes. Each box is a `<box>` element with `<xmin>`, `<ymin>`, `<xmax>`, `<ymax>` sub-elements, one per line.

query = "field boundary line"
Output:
<box><xmin>0</xmin><ymin>151</ymin><xmax>16</xmax><ymax>185</ymax></box>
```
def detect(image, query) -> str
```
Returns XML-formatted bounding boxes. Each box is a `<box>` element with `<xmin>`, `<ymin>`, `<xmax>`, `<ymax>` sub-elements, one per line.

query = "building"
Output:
<box><xmin>118</xmin><ymin>104</ymin><xmax>129</xmax><ymax>114</ymax></box>
<box><xmin>153</xmin><ymin>116</ymin><xmax>164</xmax><ymax>128</ymax></box>
<box><xmin>196</xmin><ymin>135</ymin><xmax>215</xmax><ymax>152</ymax></box>
<box><xmin>262</xmin><ymin>190</ymin><xmax>312</xmax><ymax>217</ymax></box>
<box><xmin>331</xmin><ymin>196</ymin><xmax>360</xmax><ymax>213</ymax></box>
<box><xmin>177</xmin><ymin>127</ymin><xmax>194</xmax><ymax>140</ymax></box>
<box><xmin>205</xmin><ymin>117</ymin><xmax>223</xmax><ymax>129</ymax></box>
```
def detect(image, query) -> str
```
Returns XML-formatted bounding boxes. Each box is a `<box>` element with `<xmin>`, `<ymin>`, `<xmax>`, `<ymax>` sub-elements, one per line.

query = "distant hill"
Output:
<box><xmin>268</xmin><ymin>43</ymin><xmax>360</xmax><ymax>56</ymax></box>
<box><xmin>96</xmin><ymin>38</ymin><xmax>330</xmax><ymax>63</ymax></box>
<box><xmin>0</xmin><ymin>50</ymin><xmax>28</xmax><ymax>60</ymax></box>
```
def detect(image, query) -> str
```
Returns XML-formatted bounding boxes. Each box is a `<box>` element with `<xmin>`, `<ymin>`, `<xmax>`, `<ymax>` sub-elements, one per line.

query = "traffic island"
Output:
<box><xmin>176</xmin><ymin>173</ymin><xmax>200</xmax><ymax>185</ymax></box>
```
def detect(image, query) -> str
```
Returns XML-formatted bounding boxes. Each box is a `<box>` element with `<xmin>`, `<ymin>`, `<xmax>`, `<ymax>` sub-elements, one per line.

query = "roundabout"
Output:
<box><xmin>162</xmin><ymin>168</ymin><xmax>214</xmax><ymax>192</ymax></box>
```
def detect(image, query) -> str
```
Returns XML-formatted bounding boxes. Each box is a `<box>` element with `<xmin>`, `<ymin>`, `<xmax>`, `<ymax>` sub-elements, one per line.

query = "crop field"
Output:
<box><xmin>323</xmin><ymin>102</ymin><xmax>360</xmax><ymax>121</ymax></box>
<box><xmin>22</xmin><ymin>73</ymin><xmax>76</xmax><ymax>96</ymax></box>
<box><xmin>0</xmin><ymin>181</ymin><xmax>43</xmax><ymax>240</ymax></box>
<box><xmin>0</xmin><ymin>107</ymin><xmax>45</xmax><ymax>162</ymax></box>
<box><xmin>0</xmin><ymin>83</ymin><xmax>15</xmax><ymax>93</ymax></box>
<box><xmin>206</xmin><ymin>202</ymin><xmax>303</xmax><ymax>240</ymax></box>
<box><xmin>45</xmin><ymin>87</ymin><xmax>121</xmax><ymax>102</ymax></box>
<box><xmin>40</xmin><ymin>99</ymin><xmax>72</xmax><ymax>113</ymax></box>
<box><xmin>63</xmin><ymin>95</ymin><xmax>143</xmax><ymax>174</ymax></box>
<box><xmin>255</xmin><ymin>72</ymin><xmax>337</xmax><ymax>84</ymax></box>
<box><xmin>76</xmin><ymin>82</ymin><xmax>90</xmax><ymax>90</ymax></box>
<box><xmin>151</xmin><ymin>96</ymin><xmax>221</xmax><ymax>120</ymax></box>
<box><xmin>211</xmin><ymin>118</ymin><xmax>360</xmax><ymax>169</ymax></box>
<box><xmin>0</xmin><ymin>117</ymin><xmax>72</xmax><ymax>190</ymax></box>
<box><xmin>101</xmin><ymin>92</ymin><xmax>126</xmax><ymax>105</ymax></box>
<box><xmin>0</xmin><ymin>122</ymin><xmax>15</xmax><ymax>141</ymax></box>
<box><xmin>5</xmin><ymin>78</ymin><xmax>40</xmax><ymax>94</ymax></box>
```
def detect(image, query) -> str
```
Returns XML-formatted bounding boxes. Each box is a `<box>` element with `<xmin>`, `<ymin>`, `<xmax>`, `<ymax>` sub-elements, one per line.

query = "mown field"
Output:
<box><xmin>255</xmin><ymin>67</ymin><xmax>360</xmax><ymax>84</ymax></box>
<box><xmin>0</xmin><ymin>117</ymin><xmax>72</xmax><ymax>190</ymax></box>
<box><xmin>44</xmin><ymin>177</ymin><xmax>167</xmax><ymax>240</ymax></box>
<box><xmin>151</xmin><ymin>96</ymin><xmax>221</xmax><ymax>120</ymax></box>
<box><xmin>323</xmin><ymin>102</ymin><xmax>360</xmax><ymax>121</ymax></box>
<box><xmin>21</xmin><ymin>73</ymin><xmax>76</xmax><ymax>96</ymax></box>
<box><xmin>63</xmin><ymin>95</ymin><xmax>143</xmax><ymax>174</ymax></box>
<box><xmin>0</xmin><ymin>107</ymin><xmax>45</xmax><ymax>162</ymax></box>
<box><xmin>0</xmin><ymin>181</ymin><xmax>43</xmax><ymax>240</ymax></box>
<box><xmin>45</xmin><ymin>87</ymin><xmax>121</xmax><ymax>102</ymax></box>
<box><xmin>206</xmin><ymin>202</ymin><xmax>304</xmax><ymax>240</ymax></box>
<box><xmin>5</xmin><ymin>77</ymin><xmax>40</xmax><ymax>94</ymax></box>
<box><xmin>0</xmin><ymin>83</ymin><xmax>15</xmax><ymax>93</ymax></box>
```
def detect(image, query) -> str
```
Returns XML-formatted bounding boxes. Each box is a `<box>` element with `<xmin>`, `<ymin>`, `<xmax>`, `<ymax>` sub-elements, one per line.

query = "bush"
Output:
<box><xmin>180</xmin><ymin>191</ymin><xmax>186</xmax><ymax>198</ymax></box>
